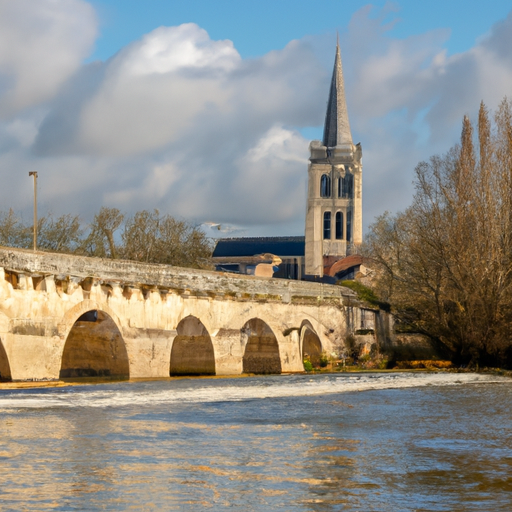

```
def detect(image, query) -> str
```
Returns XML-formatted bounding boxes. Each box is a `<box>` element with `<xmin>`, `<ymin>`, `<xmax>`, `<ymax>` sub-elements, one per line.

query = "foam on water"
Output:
<box><xmin>0</xmin><ymin>372</ymin><xmax>508</xmax><ymax>410</ymax></box>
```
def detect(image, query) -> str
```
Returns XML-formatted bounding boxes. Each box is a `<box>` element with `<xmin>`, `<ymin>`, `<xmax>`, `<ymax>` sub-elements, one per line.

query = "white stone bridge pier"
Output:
<box><xmin>0</xmin><ymin>247</ymin><xmax>363</xmax><ymax>381</ymax></box>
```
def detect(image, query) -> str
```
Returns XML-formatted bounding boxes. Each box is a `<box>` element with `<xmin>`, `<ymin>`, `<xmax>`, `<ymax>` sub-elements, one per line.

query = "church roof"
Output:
<box><xmin>325</xmin><ymin>254</ymin><xmax>365</xmax><ymax>277</ymax></box>
<box><xmin>322</xmin><ymin>41</ymin><xmax>353</xmax><ymax>148</ymax></box>
<box><xmin>212</xmin><ymin>236</ymin><xmax>305</xmax><ymax>258</ymax></box>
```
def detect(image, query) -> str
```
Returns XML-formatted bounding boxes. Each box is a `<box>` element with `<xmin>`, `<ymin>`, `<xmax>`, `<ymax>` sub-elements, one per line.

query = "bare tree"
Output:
<box><xmin>81</xmin><ymin>207</ymin><xmax>124</xmax><ymax>259</ymax></box>
<box><xmin>37</xmin><ymin>213</ymin><xmax>83</xmax><ymax>253</ymax></box>
<box><xmin>121</xmin><ymin>209</ymin><xmax>160</xmax><ymax>263</ymax></box>
<box><xmin>364</xmin><ymin>99</ymin><xmax>512</xmax><ymax>367</ymax></box>
<box><xmin>121</xmin><ymin>210</ymin><xmax>212</xmax><ymax>268</ymax></box>
<box><xmin>0</xmin><ymin>209</ymin><xmax>31</xmax><ymax>248</ymax></box>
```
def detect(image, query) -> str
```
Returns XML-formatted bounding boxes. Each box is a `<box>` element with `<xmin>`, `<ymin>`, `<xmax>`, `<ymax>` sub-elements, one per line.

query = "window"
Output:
<box><xmin>339</xmin><ymin>173</ymin><xmax>354</xmax><ymax>198</ymax></box>
<box><xmin>335</xmin><ymin>212</ymin><xmax>343</xmax><ymax>239</ymax></box>
<box><xmin>346</xmin><ymin>211</ymin><xmax>352</xmax><ymax>242</ymax></box>
<box><xmin>323</xmin><ymin>211</ymin><xmax>331</xmax><ymax>239</ymax></box>
<box><xmin>347</xmin><ymin>173</ymin><xmax>353</xmax><ymax>198</ymax></box>
<box><xmin>320</xmin><ymin>174</ymin><xmax>331</xmax><ymax>197</ymax></box>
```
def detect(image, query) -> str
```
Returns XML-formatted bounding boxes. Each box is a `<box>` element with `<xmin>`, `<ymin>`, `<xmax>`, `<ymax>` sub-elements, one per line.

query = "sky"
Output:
<box><xmin>1</xmin><ymin>0</ymin><xmax>512</xmax><ymax>239</ymax></box>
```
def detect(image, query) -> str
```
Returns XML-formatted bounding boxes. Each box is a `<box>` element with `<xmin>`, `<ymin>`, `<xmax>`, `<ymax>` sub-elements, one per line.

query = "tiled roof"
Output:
<box><xmin>326</xmin><ymin>254</ymin><xmax>364</xmax><ymax>277</ymax></box>
<box><xmin>213</xmin><ymin>236</ymin><xmax>305</xmax><ymax>258</ymax></box>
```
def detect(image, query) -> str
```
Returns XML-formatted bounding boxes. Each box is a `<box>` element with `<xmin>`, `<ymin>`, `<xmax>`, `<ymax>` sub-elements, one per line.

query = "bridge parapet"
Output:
<box><xmin>0</xmin><ymin>246</ymin><xmax>356</xmax><ymax>304</ymax></box>
<box><xmin>0</xmin><ymin>246</ymin><xmax>364</xmax><ymax>382</ymax></box>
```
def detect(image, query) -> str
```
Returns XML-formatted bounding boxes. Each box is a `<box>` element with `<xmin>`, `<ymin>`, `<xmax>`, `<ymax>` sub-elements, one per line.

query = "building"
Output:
<box><xmin>212</xmin><ymin>236</ymin><xmax>305</xmax><ymax>279</ymax></box>
<box><xmin>213</xmin><ymin>42</ymin><xmax>362</xmax><ymax>281</ymax></box>
<box><xmin>305</xmin><ymin>41</ymin><xmax>362</xmax><ymax>277</ymax></box>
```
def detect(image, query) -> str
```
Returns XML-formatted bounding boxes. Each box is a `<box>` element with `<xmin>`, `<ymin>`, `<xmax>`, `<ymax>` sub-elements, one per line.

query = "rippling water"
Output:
<box><xmin>0</xmin><ymin>372</ymin><xmax>511</xmax><ymax>511</ymax></box>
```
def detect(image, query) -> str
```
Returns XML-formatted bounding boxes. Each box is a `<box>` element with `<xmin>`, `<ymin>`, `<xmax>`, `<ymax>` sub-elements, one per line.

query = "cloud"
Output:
<box><xmin>2</xmin><ymin>2</ymin><xmax>512</xmax><ymax>240</ymax></box>
<box><xmin>26</xmin><ymin>22</ymin><xmax>325</xmax><ymax>226</ymax></box>
<box><xmin>343</xmin><ymin>5</ymin><xmax>512</xmax><ymax>228</ymax></box>
<box><xmin>229</xmin><ymin>125</ymin><xmax>309</xmax><ymax>223</ymax></box>
<box><xmin>34</xmin><ymin>24</ymin><xmax>324</xmax><ymax>159</ymax></box>
<box><xmin>114</xmin><ymin>23</ymin><xmax>241</xmax><ymax>76</ymax></box>
<box><xmin>0</xmin><ymin>0</ymin><xmax>97</xmax><ymax>117</ymax></box>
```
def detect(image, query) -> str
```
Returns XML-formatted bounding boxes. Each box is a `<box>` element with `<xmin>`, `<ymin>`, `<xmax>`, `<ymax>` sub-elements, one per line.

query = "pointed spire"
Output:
<box><xmin>322</xmin><ymin>40</ymin><xmax>353</xmax><ymax>148</ymax></box>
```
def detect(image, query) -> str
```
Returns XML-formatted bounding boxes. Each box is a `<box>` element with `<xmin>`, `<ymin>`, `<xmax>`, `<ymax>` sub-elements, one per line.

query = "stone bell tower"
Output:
<box><xmin>305</xmin><ymin>42</ymin><xmax>362</xmax><ymax>277</ymax></box>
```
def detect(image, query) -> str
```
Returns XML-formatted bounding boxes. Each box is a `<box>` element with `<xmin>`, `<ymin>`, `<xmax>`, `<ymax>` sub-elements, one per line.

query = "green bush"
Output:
<box><xmin>303</xmin><ymin>359</ymin><xmax>313</xmax><ymax>372</ymax></box>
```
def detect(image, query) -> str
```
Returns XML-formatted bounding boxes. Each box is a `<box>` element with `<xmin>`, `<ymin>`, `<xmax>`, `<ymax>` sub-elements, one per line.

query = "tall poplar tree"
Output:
<box><xmin>364</xmin><ymin>99</ymin><xmax>512</xmax><ymax>367</ymax></box>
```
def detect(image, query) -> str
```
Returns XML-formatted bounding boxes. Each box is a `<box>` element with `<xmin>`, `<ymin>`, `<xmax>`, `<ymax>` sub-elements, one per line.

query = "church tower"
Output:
<box><xmin>305</xmin><ymin>42</ymin><xmax>362</xmax><ymax>277</ymax></box>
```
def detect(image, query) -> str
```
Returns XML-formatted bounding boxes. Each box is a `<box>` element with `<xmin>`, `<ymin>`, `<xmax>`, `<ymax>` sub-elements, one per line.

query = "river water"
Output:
<box><xmin>0</xmin><ymin>372</ymin><xmax>511</xmax><ymax>511</ymax></box>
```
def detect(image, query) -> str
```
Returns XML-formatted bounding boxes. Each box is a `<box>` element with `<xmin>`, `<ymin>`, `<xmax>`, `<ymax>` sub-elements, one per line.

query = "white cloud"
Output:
<box><xmin>73</xmin><ymin>24</ymin><xmax>241</xmax><ymax>156</ymax></box>
<box><xmin>0</xmin><ymin>0</ymin><xmax>97</xmax><ymax>117</ymax></box>
<box><xmin>24</xmin><ymin>23</ymin><xmax>324</xmax><ymax>227</ymax></box>
<box><xmin>78</xmin><ymin>70</ymin><xmax>230</xmax><ymax>156</ymax></box>
<box><xmin>114</xmin><ymin>23</ymin><xmax>241</xmax><ymax>76</ymax></box>
<box><xmin>2</xmin><ymin>3</ymin><xmax>512</xmax><ymax>240</ymax></box>
<box><xmin>105</xmin><ymin>161</ymin><xmax>183</xmax><ymax>206</ymax></box>
<box><xmin>230</xmin><ymin>125</ymin><xmax>309</xmax><ymax>223</ymax></box>
<box><xmin>33</xmin><ymin>24</ymin><xmax>323</xmax><ymax>160</ymax></box>
<box><xmin>243</xmin><ymin>125</ymin><xmax>306</xmax><ymax>164</ymax></box>
<box><xmin>343</xmin><ymin>6</ymin><xmax>512</xmax><ymax>228</ymax></box>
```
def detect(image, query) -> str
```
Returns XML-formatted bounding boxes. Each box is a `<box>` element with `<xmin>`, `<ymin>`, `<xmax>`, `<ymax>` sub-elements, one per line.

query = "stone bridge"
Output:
<box><xmin>0</xmin><ymin>247</ymin><xmax>366</xmax><ymax>382</ymax></box>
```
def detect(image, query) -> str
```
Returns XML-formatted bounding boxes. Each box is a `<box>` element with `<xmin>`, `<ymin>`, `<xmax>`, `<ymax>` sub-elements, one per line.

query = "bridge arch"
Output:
<box><xmin>241</xmin><ymin>318</ymin><xmax>281</xmax><ymax>374</ymax></box>
<box><xmin>59</xmin><ymin>301</ymin><xmax>129</xmax><ymax>379</ymax></box>
<box><xmin>0</xmin><ymin>337</ymin><xmax>11</xmax><ymax>382</ymax></box>
<box><xmin>170</xmin><ymin>315</ymin><xmax>215</xmax><ymax>376</ymax></box>
<box><xmin>300</xmin><ymin>321</ymin><xmax>323</xmax><ymax>367</ymax></box>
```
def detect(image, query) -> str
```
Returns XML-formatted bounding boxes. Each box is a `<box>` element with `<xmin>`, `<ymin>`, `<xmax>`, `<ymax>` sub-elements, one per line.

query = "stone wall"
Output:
<box><xmin>0</xmin><ymin>246</ymin><xmax>354</xmax><ymax>303</ymax></box>
<box><xmin>0</xmin><ymin>246</ymin><xmax>360</xmax><ymax>381</ymax></box>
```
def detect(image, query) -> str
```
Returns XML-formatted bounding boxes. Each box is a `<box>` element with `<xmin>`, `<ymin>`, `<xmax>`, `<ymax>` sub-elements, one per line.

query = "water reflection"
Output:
<box><xmin>0</xmin><ymin>374</ymin><xmax>511</xmax><ymax>511</ymax></box>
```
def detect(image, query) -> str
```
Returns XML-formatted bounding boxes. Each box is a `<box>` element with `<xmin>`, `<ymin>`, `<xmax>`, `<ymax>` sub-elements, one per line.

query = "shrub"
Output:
<box><xmin>303</xmin><ymin>359</ymin><xmax>313</xmax><ymax>372</ymax></box>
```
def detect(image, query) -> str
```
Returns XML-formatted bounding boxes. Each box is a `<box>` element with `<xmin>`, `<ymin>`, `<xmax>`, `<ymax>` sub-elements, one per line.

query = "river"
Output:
<box><xmin>0</xmin><ymin>372</ymin><xmax>511</xmax><ymax>511</ymax></box>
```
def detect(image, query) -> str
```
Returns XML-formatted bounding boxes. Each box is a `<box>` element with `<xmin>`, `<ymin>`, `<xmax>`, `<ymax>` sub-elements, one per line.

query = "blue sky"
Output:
<box><xmin>1</xmin><ymin>0</ymin><xmax>512</xmax><ymax>238</ymax></box>
<box><xmin>88</xmin><ymin>1</ymin><xmax>510</xmax><ymax>60</ymax></box>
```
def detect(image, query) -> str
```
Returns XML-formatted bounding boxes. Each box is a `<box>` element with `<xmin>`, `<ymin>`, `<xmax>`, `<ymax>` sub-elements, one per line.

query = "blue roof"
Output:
<box><xmin>213</xmin><ymin>236</ymin><xmax>305</xmax><ymax>258</ymax></box>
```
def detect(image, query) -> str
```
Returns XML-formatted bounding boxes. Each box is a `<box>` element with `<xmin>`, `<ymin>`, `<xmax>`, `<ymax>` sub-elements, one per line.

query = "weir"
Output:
<box><xmin>0</xmin><ymin>246</ymin><xmax>370</xmax><ymax>381</ymax></box>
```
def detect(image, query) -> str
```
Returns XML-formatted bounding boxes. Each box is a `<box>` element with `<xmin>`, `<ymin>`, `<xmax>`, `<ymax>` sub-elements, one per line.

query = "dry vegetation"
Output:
<box><xmin>0</xmin><ymin>207</ymin><xmax>213</xmax><ymax>269</ymax></box>
<box><xmin>364</xmin><ymin>99</ymin><xmax>512</xmax><ymax>368</ymax></box>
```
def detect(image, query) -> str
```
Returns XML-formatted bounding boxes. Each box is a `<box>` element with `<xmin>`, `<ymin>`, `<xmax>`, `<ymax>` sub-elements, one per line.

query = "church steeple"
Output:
<box><xmin>322</xmin><ymin>41</ymin><xmax>352</xmax><ymax>149</ymax></box>
<box><xmin>305</xmin><ymin>41</ymin><xmax>362</xmax><ymax>277</ymax></box>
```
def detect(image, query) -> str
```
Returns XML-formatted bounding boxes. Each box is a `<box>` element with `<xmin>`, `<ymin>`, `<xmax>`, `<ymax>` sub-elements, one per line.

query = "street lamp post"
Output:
<box><xmin>28</xmin><ymin>171</ymin><xmax>38</xmax><ymax>251</ymax></box>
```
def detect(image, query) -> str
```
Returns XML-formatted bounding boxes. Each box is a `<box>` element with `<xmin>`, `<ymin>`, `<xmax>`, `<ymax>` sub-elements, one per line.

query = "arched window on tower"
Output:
<box><xmin>320</xmin><ymin>174</ymin><xmax>331</xmax><ymax>197</ymax></box>
<box><xmin>346</xmin><ymin>211</ymin><xmax>352</xmax><ymax>242</ymax></box>
<box><xmin>335</xmin><ymin>212</ymin><xmax>343</xmax><ymax>239</ymax></box>
<box><xmin>347</xmin><ymin>173</ymin><xmax>354</xmax><ymax>198</ymax></box>
<box><xmin>323</xmin><ymin>211</ymin><xmax>331</xmax><ymax>239</ymax></box>
<box><xmin>339</xmin><ymin>173</ymin><xmax>354</xmax><ymax>198</ymax></box>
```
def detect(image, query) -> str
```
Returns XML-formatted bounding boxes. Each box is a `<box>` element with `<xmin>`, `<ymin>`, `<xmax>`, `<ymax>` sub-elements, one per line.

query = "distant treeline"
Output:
<box><xmin>0</xmin><ymin>207</ymin><xmax>213</xmax><ymax>269</ymax></box>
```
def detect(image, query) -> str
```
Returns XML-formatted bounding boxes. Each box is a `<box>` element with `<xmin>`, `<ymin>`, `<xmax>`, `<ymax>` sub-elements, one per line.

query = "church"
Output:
<box><xmin>212</xmin><ymin>42</ymin><xmax>364</xmax><ymax>282</ymax></box>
